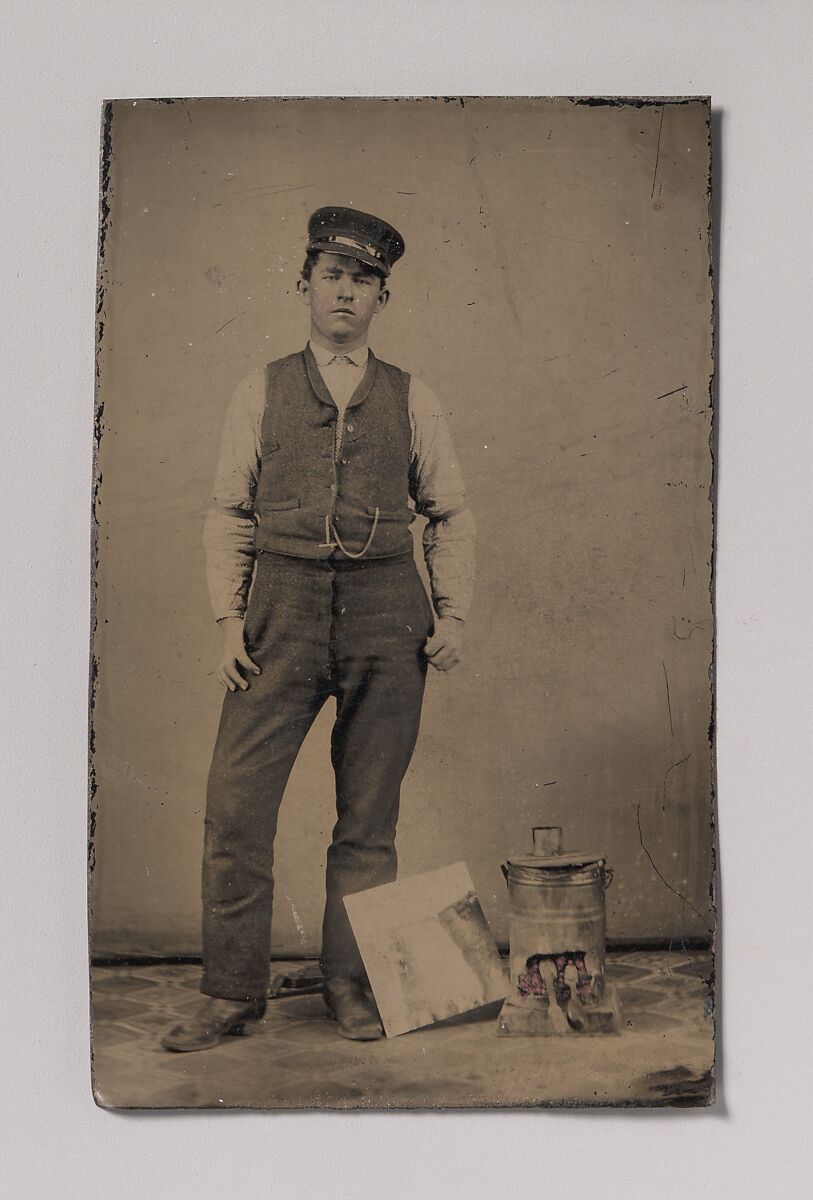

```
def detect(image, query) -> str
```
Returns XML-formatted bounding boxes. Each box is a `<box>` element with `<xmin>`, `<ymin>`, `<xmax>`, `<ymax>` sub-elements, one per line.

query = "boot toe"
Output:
<box><xmin>324</xmin><ymin>978</ymin><xmax>384</xmax><ymax>1041</ymax></box>
<box><xmin>160</xmin><ymin>998</ymin><xmax>265</xmax><ymax>1053</ymax></box>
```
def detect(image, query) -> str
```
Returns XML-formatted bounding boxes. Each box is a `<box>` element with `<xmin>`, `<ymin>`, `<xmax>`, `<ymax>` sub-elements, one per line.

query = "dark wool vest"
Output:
<box><xmin>254</xmin><ymin>346</ymin><xmax>415</xmax><ymax>560</ymax></box>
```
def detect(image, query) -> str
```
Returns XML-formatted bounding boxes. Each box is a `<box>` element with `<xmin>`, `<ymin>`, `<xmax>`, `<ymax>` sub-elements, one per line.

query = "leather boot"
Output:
<box><xmin>160</xmin><ymin>996</ymin><xmax>266</xmax><ymax>1052</ymax></box>
<box><xmin>324</xmin><ymin>978</ymin><xmax>384</xmax><ymax>1040</ymax></box>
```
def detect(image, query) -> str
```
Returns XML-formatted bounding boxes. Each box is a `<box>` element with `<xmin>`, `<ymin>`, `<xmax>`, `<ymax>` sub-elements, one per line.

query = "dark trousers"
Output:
<box><xmin>201</xmin><ymin>550</ymin><xmax>433</xmax><ymax>1000</ymax></box>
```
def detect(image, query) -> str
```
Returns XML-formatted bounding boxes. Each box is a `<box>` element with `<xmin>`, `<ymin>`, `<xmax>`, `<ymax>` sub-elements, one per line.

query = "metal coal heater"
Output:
<box><xmin>497</xmin><ymin>825</ymin><xmax>621</xmax><ymax>1036</ymax></box>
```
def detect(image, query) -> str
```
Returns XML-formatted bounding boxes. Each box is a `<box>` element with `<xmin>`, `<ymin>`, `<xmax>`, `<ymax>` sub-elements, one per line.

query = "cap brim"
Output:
<box><xmin>307</xmin><ymin>240</ymin><xmax>388</xmax><ymax>276</ymax></box>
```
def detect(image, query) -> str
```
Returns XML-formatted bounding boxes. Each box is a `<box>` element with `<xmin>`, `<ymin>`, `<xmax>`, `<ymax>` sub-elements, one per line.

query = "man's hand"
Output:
<box><xmin>217</xmin><ymin>616</ymin><xmax>261</xmax><ymax>692</ymax></box>
<box><xmin>424</xmin><ymin>616</ymin><xmax>465</xmax><ymax>673</ymax></box>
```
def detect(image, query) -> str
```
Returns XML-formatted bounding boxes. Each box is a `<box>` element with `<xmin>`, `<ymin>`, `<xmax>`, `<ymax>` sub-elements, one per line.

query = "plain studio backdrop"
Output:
<box><xmin>91</xmin><ymin>97</ymin><xmax>713</xmax><ymax>958</ymax></box>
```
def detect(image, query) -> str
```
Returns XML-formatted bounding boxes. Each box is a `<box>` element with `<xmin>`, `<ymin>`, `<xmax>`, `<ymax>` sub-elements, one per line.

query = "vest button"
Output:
<box><xmin>340</xmin><ymin>457</ymin><xmax>348</xmax><ymax>466</ymax></box>
<box><xmin>346</xmin><ymin>423</ymin><xmax>354</xmax><ymax>433</ymax></box>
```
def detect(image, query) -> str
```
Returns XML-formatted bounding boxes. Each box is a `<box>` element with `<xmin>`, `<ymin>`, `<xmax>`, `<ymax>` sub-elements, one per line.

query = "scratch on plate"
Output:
<box><xmin>282</xmin><ymin>886</ymin><xmax>308</xmax><ymax>949</ymax></box>
<box><xmin>214</xmin><ymin>309</ymin><xmax>247</xmax><ymax>335</ymax></box>
<box><xmin>661</xmin><ymin>660</ymin><xmax>674</xmax><ymax>738</ymax></box>
<box><xmin>636</xmin><ymin>800</ymin><xmax>711</xmax><ymax>932</ymax></box>
<box><xmin>672</xmin><ymin>615</ymin><xmax>708</xmax><ymax>641</ymax></box>
<box><xmin>650</xmin><ymin>104</ymin><xmax>666</xmax><ymax>199</ymax></box>
<box><xmin>661</xmin><ymin>752</ymin><xmax>691</xmax><ymax>810</ymax></box>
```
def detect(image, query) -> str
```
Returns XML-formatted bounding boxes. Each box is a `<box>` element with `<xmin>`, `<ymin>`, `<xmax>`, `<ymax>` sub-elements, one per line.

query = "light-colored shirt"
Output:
<box><xmin>312</xmin><ymin>342</ymin><xmax>367</xmax><ymax>423</ymax></box>
<box><xmin>204</xmin><ymin>340</ymin><xmax>475</xmax><ymax>623</ymax></box>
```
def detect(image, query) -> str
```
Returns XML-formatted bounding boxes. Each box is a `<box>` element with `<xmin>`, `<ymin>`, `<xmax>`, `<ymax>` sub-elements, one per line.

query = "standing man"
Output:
<box><xmin>162</xmin><ymin>207</ymin><xmax>475</xmax><ymax>1050</ymax></box>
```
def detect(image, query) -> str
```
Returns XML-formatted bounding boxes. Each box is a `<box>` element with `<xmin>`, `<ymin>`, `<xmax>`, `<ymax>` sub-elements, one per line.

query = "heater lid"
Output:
<box><xmin>507</xmin><ymin>851</ymin><xmax>605</xmax><ymax>870</ymax></box>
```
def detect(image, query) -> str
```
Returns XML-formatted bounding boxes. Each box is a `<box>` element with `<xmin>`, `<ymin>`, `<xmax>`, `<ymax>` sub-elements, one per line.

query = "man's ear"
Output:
<box><xmin>296</xmin><ymin>278</ymin><xmax>310</xmax><ymax>307</ymax></box>
<box><xmin>375</xmin><ymin>287</ymin><xmax>390</xmax><ymax>313</ymax></box>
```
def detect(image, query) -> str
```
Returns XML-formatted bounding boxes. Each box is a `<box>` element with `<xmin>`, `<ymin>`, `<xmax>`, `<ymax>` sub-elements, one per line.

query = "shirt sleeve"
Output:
<box><xmin>408</xmin><ymin>377</ymin><xmax>476</xmax><ymax>621</ymax></box>
<box><xmin>202</xmin><ymin>368</ymin><xmax>265</xmax><ymax>622</ymax></box>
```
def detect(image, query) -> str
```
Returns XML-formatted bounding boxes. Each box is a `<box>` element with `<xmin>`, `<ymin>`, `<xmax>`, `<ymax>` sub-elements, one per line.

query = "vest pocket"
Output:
<box><xmin>260</xmin><ymin>498</ymin><xmax>301</xmax><ymax>513</ymax></box>
<box><xmin>360</xmin><ymin>504</ymin><xmax>415</xmax><ymax>557</ymax></box>
<box><xmin>366</xmin><ymin>505</ymin><xmax>415</xmax><ymax>524</ymax></box>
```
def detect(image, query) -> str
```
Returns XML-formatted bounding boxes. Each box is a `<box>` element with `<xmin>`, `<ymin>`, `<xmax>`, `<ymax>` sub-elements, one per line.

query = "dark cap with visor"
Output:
<box><xmin>306</xmin><ymin>206</ymin><xmax>406</xmax><ymax>277</ymax></box>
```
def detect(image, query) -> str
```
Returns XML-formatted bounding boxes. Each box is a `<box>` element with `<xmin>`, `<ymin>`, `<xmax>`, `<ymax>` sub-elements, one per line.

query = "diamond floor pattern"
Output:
<box><xmin>91</xmin><ymin>950</ymin><xmax>714</xmax><ymax>1109</ymax></box>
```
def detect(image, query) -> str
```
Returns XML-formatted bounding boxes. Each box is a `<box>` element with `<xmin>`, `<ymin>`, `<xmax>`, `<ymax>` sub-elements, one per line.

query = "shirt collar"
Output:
<box><xmin>308</xmin><ymin>340</ymin><xmax>369</xmax><ymax>369</ymax></box>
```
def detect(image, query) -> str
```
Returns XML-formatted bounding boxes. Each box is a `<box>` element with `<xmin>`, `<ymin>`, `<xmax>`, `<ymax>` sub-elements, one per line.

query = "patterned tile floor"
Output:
<box><xmin>91</xmin><ymin>950</ymin><xmax>715</xmax><ymax>1109</ymax></box>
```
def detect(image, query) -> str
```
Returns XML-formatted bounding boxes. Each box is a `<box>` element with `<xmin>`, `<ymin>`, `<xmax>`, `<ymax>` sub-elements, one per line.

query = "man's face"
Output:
<box><xmin>299</xmin><ymin>252</ymin><xmax>388</xmax><ymax>346</ymax></box>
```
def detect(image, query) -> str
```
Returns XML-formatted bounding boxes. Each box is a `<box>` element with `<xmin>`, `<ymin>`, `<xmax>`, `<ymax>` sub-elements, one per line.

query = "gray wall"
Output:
<box><xmin>91</xmin><ymin>97</ymin><xmax>714</xmax><ymax>956</ymax></box>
